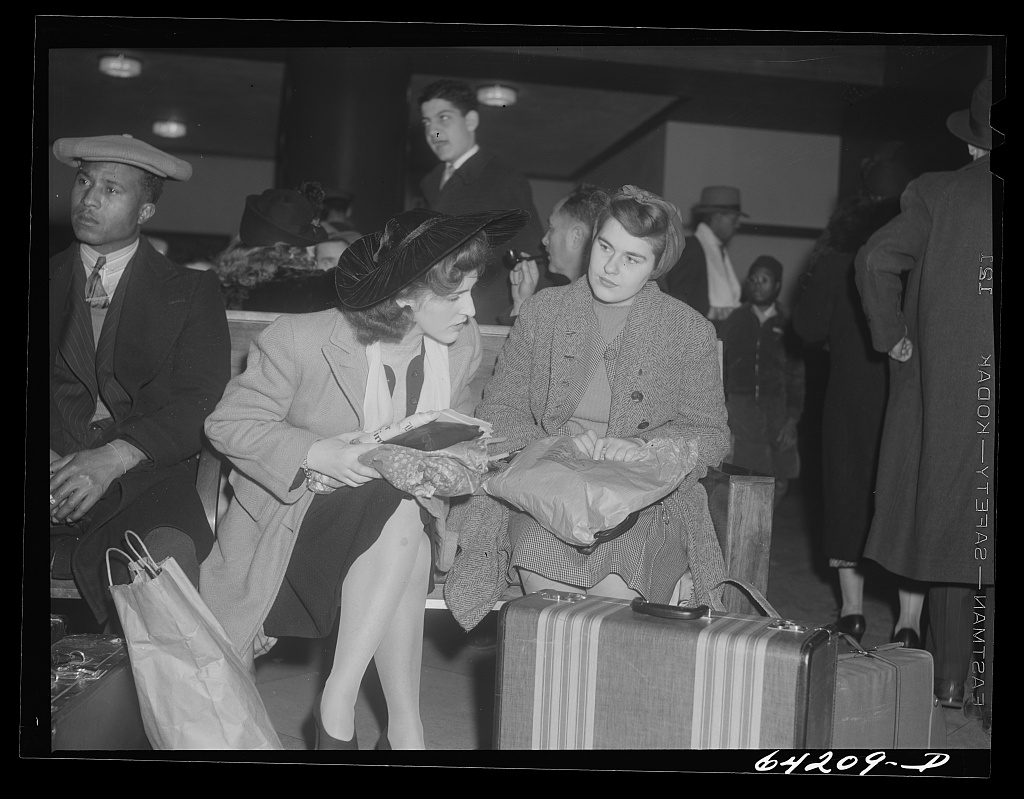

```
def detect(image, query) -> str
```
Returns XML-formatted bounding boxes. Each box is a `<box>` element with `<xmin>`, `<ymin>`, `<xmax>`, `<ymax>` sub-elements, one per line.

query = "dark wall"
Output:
<box><xmin>277</xmin><ymin>50</ymin><xmax>412</xmax><ymax>235</ymax></box>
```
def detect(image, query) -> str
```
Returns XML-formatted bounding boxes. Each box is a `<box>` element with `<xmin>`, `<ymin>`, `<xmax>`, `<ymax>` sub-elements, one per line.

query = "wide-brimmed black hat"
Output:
<box><xmin>335</xmin><ymin>208</ymin><xmax>529</xmax><ymax>309</ymax></box>
<box><xmin>239</xmin><ymin>188</ymin><xmax>328</xmax><ymax>248</ymax></box>
<box><xmin>946</xmin><ymin>76</ymin><xmax>998</xmax><ymax>150</ymax></box>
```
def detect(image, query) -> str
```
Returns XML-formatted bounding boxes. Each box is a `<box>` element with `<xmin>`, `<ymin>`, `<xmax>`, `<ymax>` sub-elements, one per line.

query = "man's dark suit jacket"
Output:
<box><xmin>658</xmin><ymin>235</ymin><xmax>709</xmax><ymax>317</ymax></box>
<box><xmin>420</xmin><ymin>148</ymin><xmax>545</xmax><ymax>325</ymax></box>
<box><xmin>49</xmin><ymin>236</ymin><xmax>231</xmax><ymax>621</ymax></box>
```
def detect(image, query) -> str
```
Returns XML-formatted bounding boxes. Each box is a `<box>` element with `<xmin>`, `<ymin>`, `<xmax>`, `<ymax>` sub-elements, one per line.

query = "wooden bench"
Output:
<box><xmin>54</xmin><ymin>310</ymin><xmax>774</xmax><ymax>616</ymax></box>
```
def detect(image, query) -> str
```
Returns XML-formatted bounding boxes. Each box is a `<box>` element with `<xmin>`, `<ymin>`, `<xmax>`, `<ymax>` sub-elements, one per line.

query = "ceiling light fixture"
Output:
<box><xmin>476</xmin><ymin>84</ymin><xmax>518</xmax><ymax>108</ymax></box>
<box><xmin>152</xmin><ymin>120</ymin><xmax>187</xmax><ymax>139</ymax></box>
<box><xmin>98</xmin><ymin>54</ymin><xmax>142</xmax><ymax>79</ymax></box>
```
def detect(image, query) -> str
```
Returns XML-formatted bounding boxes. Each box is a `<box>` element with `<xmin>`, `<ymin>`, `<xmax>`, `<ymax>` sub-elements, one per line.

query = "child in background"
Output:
<box><xmin>719</xmin><ymin>255</ymin><xmax>805</xmax><ymax>505</ymax></box>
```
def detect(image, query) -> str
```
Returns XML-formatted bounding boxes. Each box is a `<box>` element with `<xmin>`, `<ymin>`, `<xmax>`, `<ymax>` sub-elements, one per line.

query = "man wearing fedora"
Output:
<box><xmin>48</xmin><ymin>133</ymin><xmax>231</xmax><ymax>629</ymax></box>
<box><xmin>418</xmin><ymin>79</ymin><xmax>545</xmax><ymax>326</ymax></box>
<box><xmin>659</xmin><ymin>185</ymin><xmax>747</xmax><ymax>323</ymax></box>
<box><xmin>855</xmin><ymin>75</ymin><xmax>999</xmax><ymax>731</ymax></box>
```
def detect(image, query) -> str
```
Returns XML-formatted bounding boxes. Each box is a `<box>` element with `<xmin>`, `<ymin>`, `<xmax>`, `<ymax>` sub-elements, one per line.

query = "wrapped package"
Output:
<box><xmin>483</xmin><ymin>436</ymin><xmax>700</xmax><ymax>547</ymax></box>
<box><xmin>358</xmin><ymin>438</ymin><xmax>491</xmax><ymax>499</ymax></box>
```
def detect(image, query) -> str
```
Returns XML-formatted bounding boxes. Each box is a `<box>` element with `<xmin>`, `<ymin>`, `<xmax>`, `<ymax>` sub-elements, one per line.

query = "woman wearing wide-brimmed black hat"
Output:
<box><xmin>200</xmin><ymin>207</ymin><xmax>528</xmax><ymax>750</ymax></box>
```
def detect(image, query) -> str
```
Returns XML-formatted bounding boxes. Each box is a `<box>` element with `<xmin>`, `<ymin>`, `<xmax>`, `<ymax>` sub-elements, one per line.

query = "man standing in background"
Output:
<box><xmin>418</xmin><ymin>79</ymin><xmax>545</xmax><ymax>325</ymax></box>
<box><xmin>659</xmin><ymin>185</ymin><xmax>747</xmax><ymax>327</ymax></box>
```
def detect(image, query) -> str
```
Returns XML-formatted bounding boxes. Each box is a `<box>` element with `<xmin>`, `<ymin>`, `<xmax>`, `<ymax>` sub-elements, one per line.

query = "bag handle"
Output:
<box><xmin>631</xmin><ymin>578</ymin><xmax>782</xmax><ymax>621</ymax></box>
<box><xmin>105</xmin><ymin>530</ymin><xmax>161</xmax><ymax>586</ymax></box>
<box><xmin>709</xmin><ymin>577</ymin><xmax>782</xmax><ymax>618</ymax></box>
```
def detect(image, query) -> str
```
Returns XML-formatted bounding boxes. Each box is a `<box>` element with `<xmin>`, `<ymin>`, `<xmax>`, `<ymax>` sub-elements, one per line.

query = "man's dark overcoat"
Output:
<box><xmin>49</xmin><ymin>236</ymin><xmax>231</xmax><ymax>621</ymax></box>
<box><xmin>419</xmin><ymin>148</ymin><xmax>544</xmax><ymax>325</ymax></box>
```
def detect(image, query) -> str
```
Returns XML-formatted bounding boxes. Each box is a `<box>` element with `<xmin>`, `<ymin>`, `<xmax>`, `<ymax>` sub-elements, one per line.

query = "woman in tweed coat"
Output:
<box><xmin>201</xmin><ymin>208</ymin><xmax>528</xmax><ymax>750</ymax></box>
<box><xmin>460</xmin><ymin>186</ymin><xmax>729</xmax><ymax>611</ymax></box>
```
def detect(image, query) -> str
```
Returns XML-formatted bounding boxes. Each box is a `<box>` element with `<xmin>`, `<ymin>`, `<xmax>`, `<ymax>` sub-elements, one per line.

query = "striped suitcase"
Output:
<box><xmin>494</xmin><ymin>586</ymin><xmax>837</xmax><ymax>749</ymax></box>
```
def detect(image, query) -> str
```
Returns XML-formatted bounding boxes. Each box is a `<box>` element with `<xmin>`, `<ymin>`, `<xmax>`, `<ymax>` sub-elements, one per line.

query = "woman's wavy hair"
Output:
<box><xmin>592</xmin><ymin>193</ymin><xmax>673</xmax><ymax>266</ymax></box>
<box><xmin>341</xmin><ymin>231</ymin><xmax>490</xmax><ymax>345</ymax></box>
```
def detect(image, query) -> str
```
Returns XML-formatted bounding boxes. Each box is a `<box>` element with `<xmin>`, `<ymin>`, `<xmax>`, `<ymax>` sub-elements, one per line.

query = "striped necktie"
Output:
<box><xmin>440</xmin><ymin>162</ymin><xmax>455</xmax><ymax>189</ymax></box>
<box><xmin>85</xmin><ymin>256</ymin><xmax>108</xmax><ymax>308</ymax></box>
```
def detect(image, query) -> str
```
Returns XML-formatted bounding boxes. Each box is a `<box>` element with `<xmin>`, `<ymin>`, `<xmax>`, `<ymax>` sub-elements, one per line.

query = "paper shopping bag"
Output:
<box><xmin>107</xmin><ymin>531</ymin><xmax>283</xmax><ymax>750</ymax></box>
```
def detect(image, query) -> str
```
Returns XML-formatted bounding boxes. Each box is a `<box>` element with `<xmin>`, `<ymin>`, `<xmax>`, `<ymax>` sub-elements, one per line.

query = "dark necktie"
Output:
<box><xmin>440</xmin><ymin>162</ymin><xmax>455</xmax><ymax>189</ymax></box>
<box><xmin>85</xmin><ymin>256</ymin><xmax>108</xmax><ymax>308</ymax></box>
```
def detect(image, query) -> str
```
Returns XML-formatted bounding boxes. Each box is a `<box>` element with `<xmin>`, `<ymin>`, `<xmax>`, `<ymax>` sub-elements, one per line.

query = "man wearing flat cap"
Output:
<box><xmin>48</xmin><ymin>133</ymin><xmax>231</xmax><ymax>628</ymax></box>
<box><xmin>659</xmin><ymin>185</ymin><xmax>748</xmax><ymax>325</ymax></box>
<box><xmin>855</xmin><ymin>75</ymin><xmax>1000</xmax><ymax>730</ymax></box>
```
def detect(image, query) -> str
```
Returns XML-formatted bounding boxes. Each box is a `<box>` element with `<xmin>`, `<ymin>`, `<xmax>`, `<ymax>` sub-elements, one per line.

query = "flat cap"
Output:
<box><xmin>52</xmin><ymin>133</ymin><xmax>192</xmax><ymax>181</ymax></box>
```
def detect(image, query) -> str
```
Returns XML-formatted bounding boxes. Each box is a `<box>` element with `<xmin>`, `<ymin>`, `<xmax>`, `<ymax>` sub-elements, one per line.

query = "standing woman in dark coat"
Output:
<box><xmin>856</xmin><ymin>76</ymin><xmax>998</xmax><ymax>710</ymax></box>
<box><xmin>791</xmin><ymin>181</ymin><xmax>907</xmax><ymax>642</ymax></box>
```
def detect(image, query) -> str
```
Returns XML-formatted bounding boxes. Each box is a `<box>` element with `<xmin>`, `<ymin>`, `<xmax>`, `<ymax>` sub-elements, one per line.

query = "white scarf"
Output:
<box><xmin>362</xmin><ymin>337</ymin><xmax>451</xmax><ymax>433</ymax></box>
<box><xmin>695</xmin><ymin>222</ymin><xmax>742</xmax><ymax>309</ymax></box>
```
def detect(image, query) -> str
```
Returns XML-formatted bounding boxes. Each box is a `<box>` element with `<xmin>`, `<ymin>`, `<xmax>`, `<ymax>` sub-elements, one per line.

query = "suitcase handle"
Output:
<box><xmin>630</xmin><ymin>598</ymin><xmax>710</xmax><ymax>620</ymax></box>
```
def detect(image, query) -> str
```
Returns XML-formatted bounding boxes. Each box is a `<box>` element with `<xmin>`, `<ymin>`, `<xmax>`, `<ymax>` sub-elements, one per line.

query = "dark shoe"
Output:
<box><xmin>836</xmin><ymin>614</ymin><xmax>866</xmax><ymax>642</ymax></box>
<box><xmin>377</xmin><ymin>726</ymin><xmax>391</xmax><ymax>751</ymax></box>
<box><xmin>891</xmin><ymin>628</ymin><xmax>920</xmax><ymax>649</ymax></box>
<box><xmin>935</xmin><ymin>678</ymin><xmax>965</xmax><ymax>709</ymax></box>
<box><xmin>312</xmin><ymin>693</ymin><xmax>359</xmax><ymax>750</ymax></box>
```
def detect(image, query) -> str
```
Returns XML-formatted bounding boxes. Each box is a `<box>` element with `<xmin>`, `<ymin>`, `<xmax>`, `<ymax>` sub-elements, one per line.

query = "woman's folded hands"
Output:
<box><xmin>570</xmin><ymin>429</ymin><xmax>645</xmax><ymax>463</ymax></box>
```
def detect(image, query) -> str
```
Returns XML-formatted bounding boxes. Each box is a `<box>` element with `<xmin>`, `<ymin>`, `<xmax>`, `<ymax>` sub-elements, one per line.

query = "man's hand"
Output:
<box><xmin>509</xmin><ymin>257</ymin><xmax>540</xmax><ymax>318</ymax></box>
<box><xmin>49</xmin><ymin>446</ymin><xmax>123</xmax><ymax>524</ymax></box>
<box><xmin>888</xmin><ymin>336</ymin><xmax>914</xmax><ymax>362</ymax></box>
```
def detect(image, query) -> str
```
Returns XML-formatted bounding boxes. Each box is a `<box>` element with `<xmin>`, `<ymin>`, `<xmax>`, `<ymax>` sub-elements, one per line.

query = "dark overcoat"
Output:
<box><xmin>657</xmin><ymin>234</ymin><xmax>708</xmax><ymax>317</ymax></box>
<box><xmin>854</xmin><ymin>155</ymin><xmax>996</xmax><ymax>584</ymax></box>
<box><xmin>792</xmin><ymin>249</ymin><xmax>889</xmax><ymax>562</ymax></box>
<box><xmin>419</xmin><ymin>148</ymin><xmax>545</xmax><ymax>325</ymax></box>
<box><xmin>49</xmin><ymin>237</ymin><xmax>231</xmax><ymax>620</ymax></box>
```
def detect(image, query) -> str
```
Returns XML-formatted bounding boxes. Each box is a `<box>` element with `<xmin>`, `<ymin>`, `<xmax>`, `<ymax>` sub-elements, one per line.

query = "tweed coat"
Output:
<box><xmin>443</xmin><ymin>277</ymin><xmax>730</xmax><ymax>629</ymax></box>
<box><xmin>419</xmin><ymin>149</ymin><xmax>545</xmax><ymax>326</ymax></box>
<box><xmin>855</xmin><ymin>155</ymin><xmax>995</xmax><ymax>585</ymax></box>
<box><xmin>49</xmin><ymin>237</ymin><xmax>231</xmax><ymax>621</ymax></box>
<box><xmin>200</xmin><ymin>310</ymin><xmax>482</xmax><ymax>656</ymax></box>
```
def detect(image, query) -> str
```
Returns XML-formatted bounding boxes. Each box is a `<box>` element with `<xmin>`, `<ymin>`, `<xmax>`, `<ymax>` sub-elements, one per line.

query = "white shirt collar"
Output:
<box><xmin>80</xmin><ymin>239</ymin><xmax>140</xmax><ymax>274</ymax></box>
<box><xmin>752</xmin><ymin>302</ymin><xmax>778</xmax><ymax>323</ymax></box>
<box><xmin>448</xmin><ymin>144</ymin><xmax>480</xmax><ymax>172</ymax></box>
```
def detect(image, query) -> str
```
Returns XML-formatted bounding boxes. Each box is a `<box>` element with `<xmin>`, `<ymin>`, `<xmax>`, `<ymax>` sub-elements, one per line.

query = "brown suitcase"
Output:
<box><xmin>50</xmin><ymin>634</ymin><xmax>151</xmax><ymax>751</ymax></box>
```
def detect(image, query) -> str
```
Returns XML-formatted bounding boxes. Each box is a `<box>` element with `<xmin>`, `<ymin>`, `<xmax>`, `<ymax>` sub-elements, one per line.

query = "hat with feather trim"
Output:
<box><xmin>334</xmin><ymin>208</ymin><xmax>529</xmax><ymax>309</ymax></box>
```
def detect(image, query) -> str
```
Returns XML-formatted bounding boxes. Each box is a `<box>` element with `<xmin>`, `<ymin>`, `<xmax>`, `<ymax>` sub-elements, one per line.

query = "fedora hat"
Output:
<box><xmin>946</xmin><ymin>76</ymin><xmax>996</xmax><ymax>150</ymax></box>
<box><xmin>693</xmin><ymin>186</ymin><xmax>749</xmax><ymax>217</ymax></box>
<box><xmin>335</xmin><ymin>208</ymin><xmax>529</xmax><ymax>309</ymax></box>
<box><xmin>239</xmin><ymin>188</ymin><xmax>328</xmax><ymax>248</ymax></box>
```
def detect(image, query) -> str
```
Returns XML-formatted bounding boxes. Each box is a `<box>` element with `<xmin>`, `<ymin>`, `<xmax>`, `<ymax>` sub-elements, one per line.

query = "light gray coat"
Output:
<box><xmin>200</xmin><ymin>310</ymin><xmax>482</xmax><ymax>655</ymax></box>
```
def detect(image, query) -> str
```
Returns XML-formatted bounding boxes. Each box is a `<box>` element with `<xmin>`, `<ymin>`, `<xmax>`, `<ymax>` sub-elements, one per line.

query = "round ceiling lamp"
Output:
<box><xmin>152</xmin><ymin>120</ymin><xmax>187</xmax><ymax>139</ymax></box>
<box><xmin>476</xmin><ymin>84</ymin><xmax>518</xmax><ymax>108</ymax></box>
<box><xmin>98</xmin><ymin>54</ymin><xmax>142</xmax><ymax>79</ymax></box>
